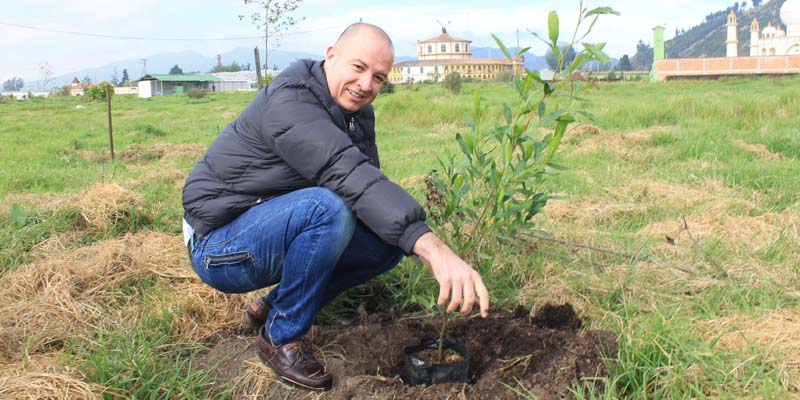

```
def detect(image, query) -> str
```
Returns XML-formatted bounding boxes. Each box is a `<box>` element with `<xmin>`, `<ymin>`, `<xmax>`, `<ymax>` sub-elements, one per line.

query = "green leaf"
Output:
<box><xmin>582</xmin><ymin>43</ymin><xmax>611</xmax><ymax>64</ymax></box>
<box><xmin>492</xmin><ymin>34</ymin><xmax>512</xmax><ymax>60</ymax></box>
<box><xmin>548</xmin><ymin>11</ymin><xmax>559</xmax><ymax>44</ymax></box>
<box><xmin>10</xmin><ymin>203</ymin><xmax>26</xmax><ymax>228</ymax></box>
<box><xmin>503</xmin><ymin>103</ymin><xmax>513</xmax><ymax>125</ymax></box>
<box><xmin>547</xmin><ymin>162</ymin><xmax>569</xmax><ymax>171</ymax></box>
<box><xmin>585</xmin><ymin>7</ymin><xmax>620</xmax><ymax>17</ymax></box>
<box><xmin>517</xmin><ymin>46</ymin><xmax>531</xmax><ymax>56</ymax></box>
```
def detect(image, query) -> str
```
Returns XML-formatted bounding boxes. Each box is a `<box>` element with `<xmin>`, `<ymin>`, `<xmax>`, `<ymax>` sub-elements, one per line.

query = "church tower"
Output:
<box><xmin>750</xmin><ymin>18</ymin><xmax>760</xmax><ymax>56</ymax></box>
<box><xmin>727</xmin><ymin>10</ymin><xmax>739</xmax><ymax>57</ymax></box>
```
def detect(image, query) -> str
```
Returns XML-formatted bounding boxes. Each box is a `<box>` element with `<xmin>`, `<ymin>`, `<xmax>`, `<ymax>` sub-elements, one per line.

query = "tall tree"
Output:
<box><xmin>111</xmin><ymin>67</ymin><xmax>119</xmax><ymax>86</ymax></box>
<box><xmin>81</xmin><ymin>75</ymin><xmax>93</xmax><ymax>85</ymax></box>
<box><xmin>752</xmin><ymin>0</ymin><xmax>762</xmax><ymax>7</ymax></box>
<box><xmin>169</xmin><ymin>64</ymin><xmax>184</xmax><ymax>75</ymax></box>
<box><xmin>120</xmin><ymin>69</ymin><xmax>130</xmax><ymax>87</ymax></box>
<box><xmin>3</xmin><ymin>77</ymin><xmax>24</xmax><ymax>91</ymax></box>
<box><xmin>240</xmin><ymin>0</ymin><xmax>304</xmax><ymax>75</ymax></box>
<box><xmin>39</xmin><ymin>62</ymin><xmax>53</xmax><ymax>92</ymax></box>
<box><xmin>630</xmin><ymin>40</ymin><xmax>654</xmax><ymax>70</ymax></box>
<box><xmin>617</xmin><ymin>55</ymin><xmax>632</xmax><ymax>71</ymax></box>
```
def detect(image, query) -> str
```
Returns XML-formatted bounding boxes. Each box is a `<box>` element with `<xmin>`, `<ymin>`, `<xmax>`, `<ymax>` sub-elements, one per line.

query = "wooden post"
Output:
<box><xmin>106</xmin><ymin>84</ymin><xmax>115</xmax><ymax>160</ymax></box>
<box><xmin>255</xmin><ymin>47</ymin><xmax>263</xmax><ymax>90</ymax></box>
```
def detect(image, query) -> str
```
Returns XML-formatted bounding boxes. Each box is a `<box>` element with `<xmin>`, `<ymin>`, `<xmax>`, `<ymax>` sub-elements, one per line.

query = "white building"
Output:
<box><xmin>728</xmin><ymin>0</ymin><xmax>800</xmax><ymax>57</ymax></box>
<box><xmin>388</xmin><ymin>28</ymin><xmax>521</xmax><ymax>84</ymax></box>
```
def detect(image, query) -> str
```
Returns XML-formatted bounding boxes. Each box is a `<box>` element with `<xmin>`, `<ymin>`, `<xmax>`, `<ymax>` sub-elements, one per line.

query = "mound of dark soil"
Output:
<box><xmin>199</xmin><ymin>303</ymin><xmax>617</xmax><ymax>399</ymax></box>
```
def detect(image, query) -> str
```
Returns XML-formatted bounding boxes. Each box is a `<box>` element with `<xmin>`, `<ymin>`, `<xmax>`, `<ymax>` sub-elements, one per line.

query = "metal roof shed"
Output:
<box><xmin>137</xmin><ymin>74</ymin><xmax>221</xmax><ymax>98</ymax></box>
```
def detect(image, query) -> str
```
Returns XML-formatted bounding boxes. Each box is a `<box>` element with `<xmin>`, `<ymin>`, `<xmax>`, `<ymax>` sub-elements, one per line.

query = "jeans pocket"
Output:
<box><xmin>201</xmin><ymin>251</ymin><xmax>260</xmax><ymax>293</ymax></box>
<box><xmin>204</xmin><ymin>251</ymin><xmax>253</xmax><ymax>268</ymax></box>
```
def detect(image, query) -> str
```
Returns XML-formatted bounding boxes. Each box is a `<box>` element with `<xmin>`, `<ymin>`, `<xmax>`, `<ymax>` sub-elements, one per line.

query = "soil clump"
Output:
<box><xmin>199</xmin><ymin>303</ymin><xmax>616</xmax><ymax>399</ymax></box>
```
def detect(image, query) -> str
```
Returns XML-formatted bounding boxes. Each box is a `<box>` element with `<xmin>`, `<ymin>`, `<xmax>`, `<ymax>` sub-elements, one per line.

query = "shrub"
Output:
<box><xmin>443</xmin><ymin>72</ymin><xmax>462</xmax><ymax>95</ymax></box>
<box><xmin>186</xmin><ymin>88</ymin><xmax>208</xmax><ymax>99</ymax></box>
<box><xmin>380</xmin><ymin>81</ymin><xmax>395</xmax><ymax>94</ymax></box>
<box><xmin>494</xmin><ymin>71</ymin><xmax>514</xmax><ymax>82</ymax></box>
<box><xmin>86</xmin><ymin>82</ymin><xmax>114</xmax><ymax>102</ymax></box>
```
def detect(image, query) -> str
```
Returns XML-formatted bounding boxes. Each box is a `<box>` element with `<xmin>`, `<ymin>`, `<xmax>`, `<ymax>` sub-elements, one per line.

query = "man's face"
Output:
<box><xmin>324</xmin><ymin>32</ymin><xmax>394</xmax><ymax>113</ymax></box>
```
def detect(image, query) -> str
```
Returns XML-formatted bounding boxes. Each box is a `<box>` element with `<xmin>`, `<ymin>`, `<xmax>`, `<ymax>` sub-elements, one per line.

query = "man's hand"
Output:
<box><xmin>412</xmin><ymin>232</ymin><xmax>490</xmax><ymax>318</ymax></box>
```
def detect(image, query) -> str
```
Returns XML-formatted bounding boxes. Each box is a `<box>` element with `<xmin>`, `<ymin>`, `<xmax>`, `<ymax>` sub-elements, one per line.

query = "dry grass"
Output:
<box><xmin>701</xmin><ymin>308</ymin><xmax>800</xmax><ymax>393</ymax></box>
<box><xmin>0</xmin><ymin>232</ymin><xmax>254</xmax><ymax>363</ymax></box>
<box><xmin>75</xmin><ymin>183</ymin><xmax>142</xmax><ymax>233</ymax></box>
<box><xmin>77</xmin><ymin>143</ymin><xmax>206</xmax><ymax>164</ymax></box>
<box><xmin>0</xmin><ymin>355</ymin><xmax>110</xmax><ymax>399</ymax></box>
<box><xmin>734</xmin><ymin>139</ymin><xmax>781</xmax><ymax>160</ymax></box>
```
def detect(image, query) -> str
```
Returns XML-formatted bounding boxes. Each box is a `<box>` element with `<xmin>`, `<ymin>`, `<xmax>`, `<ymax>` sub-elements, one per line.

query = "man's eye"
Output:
<box><xmin>353</xmin><ymin>64</ymin><xmax>365</xmax><ymax>71</ymax></box>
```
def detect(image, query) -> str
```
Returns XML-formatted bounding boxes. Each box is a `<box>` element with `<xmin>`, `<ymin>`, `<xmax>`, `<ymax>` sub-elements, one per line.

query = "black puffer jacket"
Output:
<box><xmin>182</xmin><ymin>59</ymin><xmax>430</xmax><ymax>254</ymax></box>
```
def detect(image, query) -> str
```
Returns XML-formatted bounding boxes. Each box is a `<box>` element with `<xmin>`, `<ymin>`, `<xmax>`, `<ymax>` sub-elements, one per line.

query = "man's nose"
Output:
<box><xmin>357</xmin><ymin>74</ymin><xmax>372</xmax><ymax>90</ymax></box>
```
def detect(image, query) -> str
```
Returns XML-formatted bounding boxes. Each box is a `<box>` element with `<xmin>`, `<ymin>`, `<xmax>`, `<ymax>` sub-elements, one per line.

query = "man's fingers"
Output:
<box><xmin>461</xmin><ymin>278</ymin><xmax>477</xmax><ymax>313</ymax></box>
<box><xmin>476</xmin><ymin>276</ymin><xmax>490</xmax><ymax>318</ymax></box>
<box><xmin>437</xmin><ymin>279</ymin><xmax>451</xmax><ymax>307</ymax></box>
<box><xmin>447</xmin><ymin>281</ymin><xmax>463</xmax><ymax>313</ymax></box>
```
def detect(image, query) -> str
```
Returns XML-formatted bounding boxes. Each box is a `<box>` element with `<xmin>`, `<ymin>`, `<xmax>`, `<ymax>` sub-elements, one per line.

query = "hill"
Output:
<box><xmin>666</xmin><ymin>0</ymin><xmax>785</xmax><ymax>58</ymax></box>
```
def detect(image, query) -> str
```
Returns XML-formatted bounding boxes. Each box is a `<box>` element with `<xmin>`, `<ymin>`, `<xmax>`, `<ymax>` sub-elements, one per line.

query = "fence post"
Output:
<box><xmin>106</xmin><ymin>84</ymin><xmax>115</xmax><ymax>160</ymax></box>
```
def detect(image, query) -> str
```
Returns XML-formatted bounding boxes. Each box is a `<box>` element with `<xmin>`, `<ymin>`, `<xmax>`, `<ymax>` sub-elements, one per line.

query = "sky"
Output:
<box><xmin>1</xmin><ymin>0</ymin><xmax>740</xmax><ymax>83</ymax></box>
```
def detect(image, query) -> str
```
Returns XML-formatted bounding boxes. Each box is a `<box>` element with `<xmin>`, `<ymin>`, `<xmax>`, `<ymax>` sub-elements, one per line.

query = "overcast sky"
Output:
<box><xmin>2</xmin><ymin>0</ymin><xmax>739</xmax><ymax>83</ymax></box>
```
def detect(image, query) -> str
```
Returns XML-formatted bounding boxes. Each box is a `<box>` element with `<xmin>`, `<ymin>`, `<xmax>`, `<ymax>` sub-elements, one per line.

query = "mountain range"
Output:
<box><xmin>20</xmin><ymin>46</ymin><xmax>547</xmax><ymax>92</ymax></box>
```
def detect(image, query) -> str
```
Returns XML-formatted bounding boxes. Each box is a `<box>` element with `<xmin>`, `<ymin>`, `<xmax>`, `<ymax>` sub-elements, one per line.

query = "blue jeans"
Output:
<box><xmin>189</xmin><ymin>187</ymin><xmax>404</xmax><ymax>345</ymax></box>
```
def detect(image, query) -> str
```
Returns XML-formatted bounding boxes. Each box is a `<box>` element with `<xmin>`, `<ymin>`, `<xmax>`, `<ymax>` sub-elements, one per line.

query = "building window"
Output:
<box><xmin>428</xmin><ymin>45</ymin><xmax>432</xmax><ymax>53</ymax></box>
<box><xmin>441</xmin><ymin>43</ymin><xmax>446</xmax><ymax>52</ymax></box>
<box><xmin>455</xmin><ymin>43</ymin><xmax>460</xmax><ymax>52</ymax></box>
<box><xmin>407</xmin><ymin>67</ymin><xmax>411</xmax><ymax>74</ymax></box>
<box><xmin>434</xmin><ymin>66</ymin><xmax>439</xmax><ymax>73</ymax></box>
<box><xmin>420</xmin><ymin>67</ymin><xmax>424</xmax><ymax>73</ymax></box>
<box><xmin>770</xmin><ymin>48</ymin><xmax>776</xmax><ymax>56</ymax></box>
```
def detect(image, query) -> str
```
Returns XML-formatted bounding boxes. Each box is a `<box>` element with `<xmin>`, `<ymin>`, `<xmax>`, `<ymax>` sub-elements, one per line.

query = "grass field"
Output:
<box><xmin>1</xmin><ymin>76</ymin><xmax>798</xmax><ymax>398</ymax></box>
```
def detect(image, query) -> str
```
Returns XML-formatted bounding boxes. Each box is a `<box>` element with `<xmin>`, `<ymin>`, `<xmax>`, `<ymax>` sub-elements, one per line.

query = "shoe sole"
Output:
<box><xmin>256</xmin><ymin>346</ymin><xmax>332</xmax><ymax>391</ymax></box>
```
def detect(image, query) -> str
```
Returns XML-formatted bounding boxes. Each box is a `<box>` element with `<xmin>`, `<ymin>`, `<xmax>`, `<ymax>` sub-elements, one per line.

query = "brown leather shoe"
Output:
<box><xmin>255</xmin><ymin>327</ymin><xmax>333</xmax><ymax>391</ymax></box>
<box><xmin>244</xmin><ymin>297</ymin><xmax>271</xmax><ymax>331</ymax></box>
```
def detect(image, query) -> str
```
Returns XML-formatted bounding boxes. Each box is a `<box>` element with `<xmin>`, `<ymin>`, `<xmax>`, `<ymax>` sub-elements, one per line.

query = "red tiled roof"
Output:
<box><xmin>418</xmin><ymin>32</ymin><xmax>471</xmax><ymax>44</ymax></box>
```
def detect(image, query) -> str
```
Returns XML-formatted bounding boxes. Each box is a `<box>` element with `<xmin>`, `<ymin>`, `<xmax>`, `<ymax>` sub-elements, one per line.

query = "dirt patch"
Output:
<box><xmin>734</xmin><ymin>140</ymin><xmax>781</xmax><ymax>160</ymax></box>
<box><xmin>199</xmin><ymin>304</ymin><xmax>617</xmax><ymax>399</ymax></box>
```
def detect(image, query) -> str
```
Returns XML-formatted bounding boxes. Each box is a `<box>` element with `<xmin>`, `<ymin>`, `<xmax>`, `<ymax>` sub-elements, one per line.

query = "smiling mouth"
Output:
<box><xmin>347</xmin><ymin>89</ymin><xmax>367</xmax><ymax>100</ymax></box>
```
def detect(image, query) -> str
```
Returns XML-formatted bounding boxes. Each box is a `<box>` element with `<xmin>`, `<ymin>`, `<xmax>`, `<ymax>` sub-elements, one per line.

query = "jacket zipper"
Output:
<box><xmin>348</xmin><ymin>116</ymin><xmax>355</xmax><ymax>132</ymax></box>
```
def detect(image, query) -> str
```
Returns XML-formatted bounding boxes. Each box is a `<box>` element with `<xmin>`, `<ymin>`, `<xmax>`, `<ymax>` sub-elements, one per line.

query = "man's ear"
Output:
<box><xmin>324</xmin><ymin>46</ymin><xmax>337</xmax><ymax>65</ymax></box>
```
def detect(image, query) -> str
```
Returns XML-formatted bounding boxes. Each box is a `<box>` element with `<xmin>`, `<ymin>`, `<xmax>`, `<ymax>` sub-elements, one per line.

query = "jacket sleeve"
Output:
<box><xmin>260</xmin><ymin>85</ymin><xmax>430</xmax><ymax>254</ymax></box>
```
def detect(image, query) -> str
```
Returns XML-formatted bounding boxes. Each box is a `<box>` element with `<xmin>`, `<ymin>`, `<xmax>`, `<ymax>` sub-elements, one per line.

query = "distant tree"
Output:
<box><xmin>81</xmin><ymin>75</ymin><xmax>93</xmax><ymax>85</ymax></box>
<box><xmin>617</xmin><ymin>55</ymin><xmax>632</xmax><ymax>71</ymax></box>
<box><xmin>120</xmin><ymin>69</ymin><xmax>130</xmax><ymax>87</ymax></box>
<box><xmin>3</xmin><ymin>77</ymin><xmax>24</xmax><ymax>91</ymax></box>
<box><xmin>752</xmin><ymin>0</ymin><xmax>761</xmax><ymax>7</ymax></box>
<box><xmin>39</xmin><ymin>62</ymin><xmax>54</xmax><ymax>92</ymax></box>
<box><xmin>545</xmin><ymin>42</ymin><xmax>577</xmax><ymax>71</ymax></box>
<box><xmin>169</xmin><ymin>64</ymin><xmax>184</xmax><ymax>75</ymax></box>
<box><xmin>210</xmin><ymin>62</ymin><xmax>242</xmax><ymax>73</ymax></box>
<box><xmin>443</xmin><ymin>72</ymin><xmax>461</xmax><ymax>95</ymax></box>
<box><xmin>240</xmin><ymin>0</ymin><xmax>304</xmax><ymax>74</ymax></box>
<box><xmin>111</xmin><ymin>67</ymin><xmax>119</xmax><ymax>86</ymax></box>
<box><xmin>631</xmin><ymin>40</ymin><xmax>654</xmax><ymax>70</ymax></box>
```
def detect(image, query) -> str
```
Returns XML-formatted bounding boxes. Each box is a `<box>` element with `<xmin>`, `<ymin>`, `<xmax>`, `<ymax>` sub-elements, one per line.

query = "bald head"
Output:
<box><xmin>323</xmin><ymin>23</ymin><xmax>395</xmax><ymax>112</ymax></box>
<box><xmin>335</xmin><ymin>23</ymin><xmax>394</xmax><ymax>53</ymax></box>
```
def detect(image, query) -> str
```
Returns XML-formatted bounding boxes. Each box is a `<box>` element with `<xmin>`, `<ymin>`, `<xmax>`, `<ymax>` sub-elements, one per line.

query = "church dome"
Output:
<box><xmin>782</xmin><ymin>0</ymin><xmax>800</xmax><ymax>36</ymax></box>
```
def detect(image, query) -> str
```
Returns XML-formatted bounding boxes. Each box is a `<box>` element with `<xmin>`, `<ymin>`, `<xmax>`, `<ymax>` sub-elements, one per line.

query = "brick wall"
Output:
<box><xmin>654</xmin><ymin>55</ymin><xmax>800</xmax><ymax>79</ymax></box>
